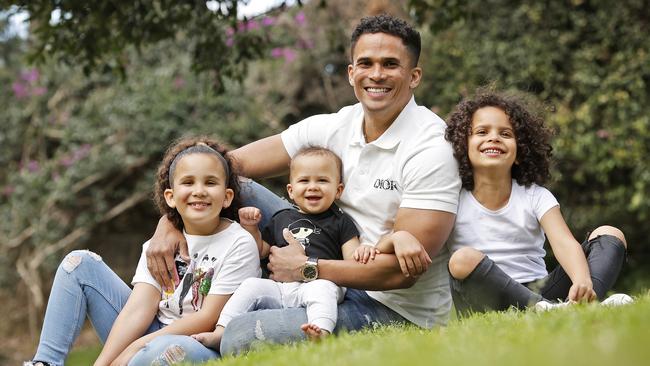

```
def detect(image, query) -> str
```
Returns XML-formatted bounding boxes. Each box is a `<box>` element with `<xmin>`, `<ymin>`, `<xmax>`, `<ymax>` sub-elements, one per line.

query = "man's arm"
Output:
<box><xmin>268</xmin><ymin>208</ymin><xmax>455</xmax><ymax>290</ymax></box>
<box><xmin>229</xmin><ymin>134</ymin><xmax>291</xmax><ymax>178</ymax></box>
<box><xmin>146</xmin><ymin>216</ymin><xmax>188</xmax><ymax>291</ymax></box>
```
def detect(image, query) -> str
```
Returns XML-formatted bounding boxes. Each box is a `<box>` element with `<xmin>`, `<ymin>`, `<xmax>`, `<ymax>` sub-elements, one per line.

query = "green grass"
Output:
<box><xmin>67</xmin><ymin>345</ymin><xmax>101</xmax><ymax>365</ymax></box>
<box><xmin>69</xmin><ymin>294</ymin><xmax>650</xmax><ymax>366</ymax></box>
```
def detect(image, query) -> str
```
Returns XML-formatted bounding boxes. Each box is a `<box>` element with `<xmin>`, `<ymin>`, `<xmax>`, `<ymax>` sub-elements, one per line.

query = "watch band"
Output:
<box><xmin>302</xmin><ymin>256</ymin><xmax>319</xmax><ymax>282</ymax></box>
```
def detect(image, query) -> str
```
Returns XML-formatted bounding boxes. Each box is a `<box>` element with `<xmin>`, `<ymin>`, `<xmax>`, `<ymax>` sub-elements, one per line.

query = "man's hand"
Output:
<box><xmin>267</xmin><ymin>228</ymin><xmax>307</xmax><ymax>282</ymax></box>
<box><xmin>391</xmin><ymin>231</ymin><xmax>432</xmax><ymax>278</ymax></box>
<box><xmin>238</xmin><ymin>207</ymin><xmax>262</xmax><ymax>227</ymax></box>
<box><xmin>146</xmin><ymin>216</ymin><xmax>189</xmax><ymax>291</ymax></box>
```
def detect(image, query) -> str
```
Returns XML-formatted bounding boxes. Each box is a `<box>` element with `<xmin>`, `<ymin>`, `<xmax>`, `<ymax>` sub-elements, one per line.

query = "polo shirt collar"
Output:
<box><xmin>350</xmin><ymin>96</ymin><xmax>417</xmax><ymax>150</ymax></box>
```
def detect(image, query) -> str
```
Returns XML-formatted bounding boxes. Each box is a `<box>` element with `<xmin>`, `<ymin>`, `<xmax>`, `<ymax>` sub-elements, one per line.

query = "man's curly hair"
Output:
<box><xmin>445</xmin><ymin>91</ymin><xmax>553</xmax><ymax>191</ymax></box>
<box><xmin>153</xmin><ymin>136</ymin><xmax>241</xmax><ymax>231</ymax></box>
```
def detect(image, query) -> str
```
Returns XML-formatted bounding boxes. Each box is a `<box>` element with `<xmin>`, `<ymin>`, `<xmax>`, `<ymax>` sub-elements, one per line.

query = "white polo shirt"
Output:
<box><xmin>281</xmin><ymin>97</ymin><xmax>461</xmax><ymax>328</ymax></box>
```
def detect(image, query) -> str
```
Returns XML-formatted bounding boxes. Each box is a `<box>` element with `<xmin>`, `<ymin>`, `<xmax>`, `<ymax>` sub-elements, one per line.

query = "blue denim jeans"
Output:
<box><xmin>152</xmin><ymin>288</ymin><xmax>408</xmax><ymax>360</ymax></box>
<box><xmin>228</xmin><ymin>180</ymin><xmax>408</xmax><ymax>353</ymax></box>
<box><xmin>128</xmin><ymin>335</ymin><xmax>219</xmax><ymax>365</ymax></box>
<box><xmin>141</xmin><ymin>180</ymin><xmax>409</xmax><ymax>362</ymax></box>
<box><xmin>31</xmin><ymin>250</ymin><xmax>164</xmax><ymax>366</ymax></box>
<box><xmin>220</xmin><ymin>288</ymin><xmax>408</xmax><ymax>355</ymax></box>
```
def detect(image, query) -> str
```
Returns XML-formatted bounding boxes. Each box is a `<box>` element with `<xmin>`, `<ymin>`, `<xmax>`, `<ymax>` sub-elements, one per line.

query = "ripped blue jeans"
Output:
<box><xmin>135</xmin><ymin>181</ymin><xmax>409</xmax><ymax>362</ymax></box>
<box><xmin>139</xmin><ymin>287</ymin><xmax>408</xmax><ymax>362</ymax></box>
<box><xmin>31</xmin><ymin>250</ymin><xmax>216</xmax><ymax>366</ymax></box>
<box><xmin>31</xmin><ymin>250</ymin><xmax>166</xmax><ymax>366</ymax></box>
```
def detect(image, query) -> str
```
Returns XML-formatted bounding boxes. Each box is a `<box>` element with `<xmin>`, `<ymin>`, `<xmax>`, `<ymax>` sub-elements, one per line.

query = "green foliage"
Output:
<box><xmin>0</xmin><ymin>32</ymin><xmax>275</xmax><ymax>318</ymax></box>
<box><xmin>411</xmin><ymin>0</ymin><xmax>650</xmax><ymax>274</ymax></box>
<box><xmin>0</xmin><ymin>1</ymin><xmax>304</xmax><ymax>89</ymax></box>
<box><xmin>0</xmin><ymin>3</ymin><xmax>359</xmax><ymax>343</ymax></box>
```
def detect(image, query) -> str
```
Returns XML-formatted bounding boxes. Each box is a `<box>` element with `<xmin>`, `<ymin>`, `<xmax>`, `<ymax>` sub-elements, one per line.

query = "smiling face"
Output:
<box><xmin>164</xmin><ymin>153</ymin><xmax>234</xmax><ymax>235</ymax></box>
<box><xmin>467</xmin><ymin>106</ymin><xmax>517</xmax><ymax>176</ymax></box>
<box><xmin>347</xmin><ymin>33</ymin><xmax>422</xmax><ymax>125</ymax></box>
<box><xmin>287</xmin><ymin>154</ymin><xmax>343</xmax><ymax>215</ymax></box>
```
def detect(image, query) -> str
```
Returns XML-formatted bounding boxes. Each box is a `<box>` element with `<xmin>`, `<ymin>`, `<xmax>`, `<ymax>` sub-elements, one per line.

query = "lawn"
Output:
<box><xmin>69</xmin><ymin>294</ymin><xmax>650</xmax><ymax>366</ymax></box>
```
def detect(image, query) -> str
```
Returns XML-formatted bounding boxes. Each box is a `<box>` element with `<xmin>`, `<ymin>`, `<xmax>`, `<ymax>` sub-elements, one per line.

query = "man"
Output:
<box><xmin>146</xmin><ymin>14</ymin><xmax>460</xmax><ymax>355</ymax></box>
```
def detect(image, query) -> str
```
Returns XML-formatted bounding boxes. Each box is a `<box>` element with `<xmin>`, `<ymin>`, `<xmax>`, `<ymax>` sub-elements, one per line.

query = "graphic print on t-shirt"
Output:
<box><xmin>163</xmin><ymin>252</ymin><xmax>217</xmax><ymax>316</ymax></box>
<box><xmin>287</xmin><ymin>218</ymin><xmax>321</xmax><ymax>249</ymax></box>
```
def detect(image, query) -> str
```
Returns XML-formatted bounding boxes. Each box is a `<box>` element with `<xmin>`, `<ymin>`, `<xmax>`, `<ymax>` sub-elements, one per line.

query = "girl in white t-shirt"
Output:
<box><xmin>26</xmin><ymin>137</ymin><xmax>260</xmax><ymax>366</ymax></box>
<box><xmin>443</xmin><ymin>91</ymin><xmax>630</xmax><ymax>315</ymax></box>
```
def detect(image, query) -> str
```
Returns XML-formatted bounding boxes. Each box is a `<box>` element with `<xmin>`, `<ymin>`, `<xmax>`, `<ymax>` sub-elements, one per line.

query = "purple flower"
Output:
<box><xmin>283</xmin><ymin>48</ymin><xmax>297</xmax><ymax>63</ymax></box>
<box><xmin>60</xmin><ymin>156</ymin><xmax>74</xmax><ymax>168</ymax></box>
<box><xmin>262</xmin><ymin>16</ymin><xmax>276</xmax><ymax>26</ymax></box>
<box><xmin>246</xmin><ymin>20</ymin><xmax>259</xmax><ymax>31</ymax></box>
<box><xmin>297</xmin><ymin>38</ymin><xmax>314</xmax><ymax>49</ymax></box>
<box><xmin>12</xmin><ymin>82</ymin><xmax>29</xmax><ymax>98</ymax></box>
<box><xmin>74</xmin><ymin>144</ymin><xmax>92</xmax><ymax>160</ymax></box>
<box><xmin>32</xmin><ymin>86</ymin><xmax>47</xmax><ymax>96</ymax></box>
<box><xmin>27</xmin><ymin>160</ymin><xmax>40</xmax><ymax>173</ymax></box>
<box><xmin>21</xmin><ymin>68</ymin><xmax>40</xmax><ymax>83</ymax></box>
<box><xmin>226</xmin><ymin>27</ymin><xmax>235</xmax><ymax>36</ymax></box>
<box><xmin>271</xmin><ymin>48</ymin><xmax>284</xmax><ymax>58</ymax></box>
<box><xmin>295</xmin><ymin>11</ymin><xmax>306</xmax><ymax>26</ymax></box>
<box><xmin>226</xmin><ymin>37</ymin><xmax>234</xmax><ymax>47</ymax></box>
<box><xmin>60</xmin><ymin>144</ymin><xmax>92</xmax><ymax>167</ymax></box>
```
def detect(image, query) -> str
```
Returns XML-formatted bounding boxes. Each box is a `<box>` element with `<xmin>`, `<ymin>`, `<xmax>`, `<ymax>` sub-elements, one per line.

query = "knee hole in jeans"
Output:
<box><xmin>448</xmin><ymin>248</ymin><xmax>484</xmax><ymax>280</ymax></box>
<box><xmin>151</xmin><ymin>344</ymin><xmax>187</xmax><ymax>366</ymax></box>
<box><xmin>61</xmin><ymin>250</ymin><xmax>102</xmax><ymax>273</ymax></box>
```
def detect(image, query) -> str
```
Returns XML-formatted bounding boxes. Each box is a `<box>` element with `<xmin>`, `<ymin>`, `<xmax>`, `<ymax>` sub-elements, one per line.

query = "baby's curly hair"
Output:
<box><xmin>445</xmin><ymin>91</ymin><xmax>553</xmax><ymax>191</ymax></box>
<box><xmin>153</xmin><ymin>136</ymin><xmax>241</xmax><ymax>231</ymax></box>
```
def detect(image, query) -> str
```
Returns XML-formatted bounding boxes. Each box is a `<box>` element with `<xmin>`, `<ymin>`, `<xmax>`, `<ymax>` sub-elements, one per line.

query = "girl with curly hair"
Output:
<box><xmin>26</xmin><ymin>137</ymin><xmax>261</xmax><ymax>366</ymax></box>
<box><xmin>444</xmin><ymin>91</ymin><xmax>630</xmax><ymax>315</ymax></box>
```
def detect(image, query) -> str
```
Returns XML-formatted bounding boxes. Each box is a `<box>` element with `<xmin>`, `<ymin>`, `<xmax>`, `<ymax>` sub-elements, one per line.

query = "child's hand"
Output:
<box><xmin>568</xmin><ymin>281</ymin><xmax>597</xmax><ymax>302</ymax></box>
<box><xmin>392</xmin><ymin>231</ymin><xmax>432</xmax><ymax>278</ymax></box>
<box><xmin>238</xmin><ymin>207</ymin><xmax>262</xmax><ymax>226</ymax></box>
<box><xmin>353</xmin><ymin>243</ymin><xmax>379</xmax><ymax>263</ymax></box>
<box><xmin>191</xmin><ymin>331</ymin><xmax>220</xmax><ymax>350</ymax></box>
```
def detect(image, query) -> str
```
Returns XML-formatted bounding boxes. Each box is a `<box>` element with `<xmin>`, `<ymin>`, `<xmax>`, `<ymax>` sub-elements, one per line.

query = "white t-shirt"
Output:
<box><xmin>132</xmin><ymin>221</ymin><xmax>261</xmax><ymax>325</ymax></box>
<box><xmin>447</xmin><ymin>181</ymin><xmax>559</xmax><ymax>283</ymax></box>
<box><xmin>281</xmin><ymin>97</ymin><xmax>461</xmax><ymax>328</ymax></box>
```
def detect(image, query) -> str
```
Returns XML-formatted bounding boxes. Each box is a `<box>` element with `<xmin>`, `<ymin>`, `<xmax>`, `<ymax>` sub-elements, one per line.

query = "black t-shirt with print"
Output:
<box><xmin>262</xmin><ymin>204</ymin><xmax>359</xmax><ymax>261</ymax></box>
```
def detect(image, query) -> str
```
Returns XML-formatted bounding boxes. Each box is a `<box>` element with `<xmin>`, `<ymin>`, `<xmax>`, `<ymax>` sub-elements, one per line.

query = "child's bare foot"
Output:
<box><xmin>191</xmin><ymin>326</ymin><xmax>224</xmax><ymax>351</ymax></box>
<box><xmin>300</xmin><ymin>323</ymin><xmax>330</xmax><ymax>341</ymax></box>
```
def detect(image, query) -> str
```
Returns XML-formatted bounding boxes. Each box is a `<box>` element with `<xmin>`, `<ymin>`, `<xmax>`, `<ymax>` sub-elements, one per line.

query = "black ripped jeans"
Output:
<box><xmin>450</xmin><ymin>234</ymin><xmax>626</xmax><ymax>317</ymax></box>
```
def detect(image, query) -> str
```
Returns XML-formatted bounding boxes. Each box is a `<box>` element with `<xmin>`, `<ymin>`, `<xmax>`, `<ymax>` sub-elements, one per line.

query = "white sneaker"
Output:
<box><xmin>601</xmin><ymin>293</ymin><xmax>633</xmax><ymax>306</ymax></box>
<box><xmin>534</xmin><ymin>300</ymin><xmax>573</xmax><ymax>311</ymax></box>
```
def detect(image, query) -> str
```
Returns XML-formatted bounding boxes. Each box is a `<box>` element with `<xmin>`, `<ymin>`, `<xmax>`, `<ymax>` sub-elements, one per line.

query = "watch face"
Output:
<box><xmin>302</xmin><ymin>265</ymin><xmax>317</xmax><ymax>280</ymax></box>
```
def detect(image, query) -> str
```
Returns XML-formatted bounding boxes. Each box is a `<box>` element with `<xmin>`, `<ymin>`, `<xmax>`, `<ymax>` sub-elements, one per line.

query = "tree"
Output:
<box><xmin>0</xmin><ymin>1</ymin><xmax>365</xmax><ymax>346</ymax></box>
<box><xmin>0</xmin><ymin>0</ymin><xmax>305</xmax><ymax>90</ymax></box>
<box><xmin>0</xmin><ymin>34</ymin><xmax>278</xmax><ymax>338</ymax></box>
